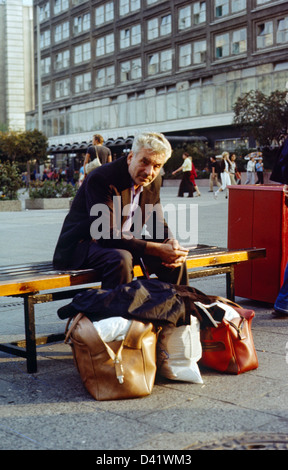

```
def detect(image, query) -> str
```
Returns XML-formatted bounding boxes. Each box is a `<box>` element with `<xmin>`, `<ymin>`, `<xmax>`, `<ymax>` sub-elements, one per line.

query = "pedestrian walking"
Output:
<box><xmin>214</xmin><ymin>152</ymin><xmax>231</xmax><ymax>199</ymax></box>
<box><xmin>172</xmin><ymin>152</ymin><xmax>195</xmax><ymax>197</ymax></box>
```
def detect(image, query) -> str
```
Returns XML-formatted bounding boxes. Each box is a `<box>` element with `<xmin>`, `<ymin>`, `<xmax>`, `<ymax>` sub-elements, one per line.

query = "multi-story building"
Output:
<box><xmin>27</xmin><ymin>0</ymin><xmax>288</xmax><ymax>161</ymax></box>
<box><xmin>0</xmin><ymin>0</ymin><xmax>34</xmax><ymax>131</ymax></box>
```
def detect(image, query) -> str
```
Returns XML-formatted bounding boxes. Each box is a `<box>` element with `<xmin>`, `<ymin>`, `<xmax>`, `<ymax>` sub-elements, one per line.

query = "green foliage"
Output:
<box><xmin>233</xmin><ymin>90</ymin><xmax>288</xmax><ymax>147</ymax></box>
<box><xmin>0</xmin><ymin>129</ymin><xmax>48</xmax><ymax>164</ymax></box>
<box><xmin>0</xmin><ymin>161</ymin><xmax>22</xmax><ymax>200</ymax></box>
<box><xmin>28</xmin><ymin>181</ymin><xmax>77</xmax><ymax>199</ymax></box>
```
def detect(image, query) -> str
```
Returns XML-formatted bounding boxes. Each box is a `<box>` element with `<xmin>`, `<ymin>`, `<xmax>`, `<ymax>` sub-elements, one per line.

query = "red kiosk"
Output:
<box><xmin>228</xmin><ymin>185</ymin><xmax>288</xmax><ymax>303</ymax></box>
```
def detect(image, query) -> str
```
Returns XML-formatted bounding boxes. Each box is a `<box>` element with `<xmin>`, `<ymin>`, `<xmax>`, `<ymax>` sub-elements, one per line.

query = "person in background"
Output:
<box><xmin>84</xmin><ymin>134</ymin><xmax>112</xmax><ymax>176</ymax></box>
<box><xmin>172</xmin><ymin>152</ymin><xmax>195</xmax><ymax>197</ymax></box>
<box><xmin>245</xmin><ymin>156</ymin><xmax>256</xmax><ymax>184</ymax></box>
<box><xmin>270</xmin><ymin>138</ymin><xmax>288</xmax><ymax>316</ymax></box>
<box><xmin>214</xmin><ymin>152</ymin><xmax>231</xmax><ymax>199</ymax></box>
<box><xmin>255</xmin><ymin>157</ymin><xmax>264</xmax><ymax>184</ymax></box>
<box><xmin>229</xmin><ymin>154</ymin><xmax>237</xmax><ymax>185</ymax></box>
<box><xmin>209</xmin><ymin>156</ymin><xmax>221</xmax><ymax>192</ymax></box>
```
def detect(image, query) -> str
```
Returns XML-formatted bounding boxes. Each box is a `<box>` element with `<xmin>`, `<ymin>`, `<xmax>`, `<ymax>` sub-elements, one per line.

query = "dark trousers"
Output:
<box><xmin>85</xmin><ymin>242</ymin><xmax>189</xmax><ymax>289</ymax></box>
<box><xmin>256</xmin><ymin>172</ymin><xmax>264</xmax><ymax>184</ymax></box>
<box><xmin>178</xmin><ymin>172</ymin><xmax>194</xmax><ymax>197</ymax></box>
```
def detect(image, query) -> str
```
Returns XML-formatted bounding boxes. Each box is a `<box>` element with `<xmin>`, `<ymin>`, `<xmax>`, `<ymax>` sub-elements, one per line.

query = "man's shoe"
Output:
<box><xmin>272</xmin><ymin>308</ymin><xmax>288</xmax><ymax>317</ymax></box>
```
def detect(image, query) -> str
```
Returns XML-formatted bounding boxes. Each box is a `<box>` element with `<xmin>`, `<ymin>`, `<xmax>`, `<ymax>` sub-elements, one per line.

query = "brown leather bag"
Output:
<box><xmin>65</xmin><ymin>314</ymin><xmax>158</xmax><ymax>400</ymax></box>
<box><xmin>199</xmin><ymin>307</ymin><xmax>258</xmax><ymax>375</ymax></box>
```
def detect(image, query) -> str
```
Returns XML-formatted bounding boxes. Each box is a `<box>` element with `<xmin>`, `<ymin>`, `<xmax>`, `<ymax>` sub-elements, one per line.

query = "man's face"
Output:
<box><xmin>127</xmin><ymin>149</ymin><xmax>165</xmax><ymax>187</ymax></box>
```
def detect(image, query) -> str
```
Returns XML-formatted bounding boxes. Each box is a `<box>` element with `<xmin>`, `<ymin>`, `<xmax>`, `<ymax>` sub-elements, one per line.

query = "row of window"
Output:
<box><xmin>34</xmin><ymin>65</ymin><xmax>288</xmax><ymax>138</ymax></box>
<box><xmin>41</xmin><ymin>58</ymin><xmax>288</xmax><ymax>104</ymax></box>
<box><xmin>39</xmin><ymin>0</ymin><xmax>282</xmax><ymax>24</ymax></box>
<box><xmin>41</xmin><ymin>17</ymin><xmax>288</xmax><ymax>80</ymax></box>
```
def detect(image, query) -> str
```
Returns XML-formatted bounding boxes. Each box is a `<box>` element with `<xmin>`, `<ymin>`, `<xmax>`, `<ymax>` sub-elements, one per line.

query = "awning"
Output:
<box><xmin>47</xmin><ymin>135</ymin><xmax>208</xmax><ymax>155</ymax></box>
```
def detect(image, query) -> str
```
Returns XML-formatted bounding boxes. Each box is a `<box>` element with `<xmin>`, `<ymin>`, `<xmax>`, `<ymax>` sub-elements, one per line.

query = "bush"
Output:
<box><xmin>29</xmin><ymin>181</ymin><xmax>77</xmax><ymax>199</ymax></box>
<box><xmin>0</xmin><ymin>161</ymin><xmax>22</xmax><ymax>200</ymax></box>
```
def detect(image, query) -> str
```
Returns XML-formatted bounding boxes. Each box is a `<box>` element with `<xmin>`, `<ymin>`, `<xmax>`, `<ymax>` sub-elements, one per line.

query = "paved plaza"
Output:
<box><xmin>0</xmin><ymin>185</ymin><xmax>288</xmax><ymax>452</ymax></box>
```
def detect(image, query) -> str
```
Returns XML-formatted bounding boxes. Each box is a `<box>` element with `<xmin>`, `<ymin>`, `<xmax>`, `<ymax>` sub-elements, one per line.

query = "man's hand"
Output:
<box><xmin>145</xmin><ymin>239</ymin><xmax>189</xmax><ymax>268</ymax></box>
<box><xmin>284</xmin><ymin>184</ymin><xmax>288</xmax><ymax>198</ymax></box>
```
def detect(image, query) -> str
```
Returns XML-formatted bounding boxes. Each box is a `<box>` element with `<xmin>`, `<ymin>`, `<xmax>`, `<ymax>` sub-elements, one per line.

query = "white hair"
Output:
<box><xmin>132</xmin><ymin>132</ymin><xmax>172</xmax><ymax>162</ymax></box>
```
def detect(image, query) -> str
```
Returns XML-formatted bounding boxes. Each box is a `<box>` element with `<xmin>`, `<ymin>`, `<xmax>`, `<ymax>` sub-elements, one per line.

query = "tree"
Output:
<box><xmin>0</xmin><ymin>129</ymin><xmax>48</xmax><ymax>164</ymax></box>
<box><xmin>233</xmin><ymin>90</ymin><xmax>288</xmax><ymax>147</ymax></box>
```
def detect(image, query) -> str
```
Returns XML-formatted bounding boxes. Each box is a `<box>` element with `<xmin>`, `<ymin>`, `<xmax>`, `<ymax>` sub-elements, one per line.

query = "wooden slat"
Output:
<box><xmin>0</xmin><ymin>247</ymin><xmax>266</xmax><ymax>297</ymax></box>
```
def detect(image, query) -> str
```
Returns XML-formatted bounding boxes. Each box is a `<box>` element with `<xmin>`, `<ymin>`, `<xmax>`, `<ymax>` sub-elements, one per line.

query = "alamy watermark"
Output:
<box><xmin>90</xmin><ymin>196</ymin><xmax>198</xmax><ymax>246</ymax></box>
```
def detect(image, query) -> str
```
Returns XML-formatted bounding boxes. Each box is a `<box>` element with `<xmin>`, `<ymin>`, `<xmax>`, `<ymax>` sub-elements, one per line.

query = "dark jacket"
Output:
<box><xmin>53</xmin><ymin>156</ymin><xmax>171</xmax><ymax>269</ymax></box>
<box><xmin>270</xmin><ymin>138</ymin><xmax>288</xmax><ymax>185</ymax></box>
<box><xmin>66</xmin><ymin>279</ymin><xmax>222</xmax><ymax>328</ymax></box>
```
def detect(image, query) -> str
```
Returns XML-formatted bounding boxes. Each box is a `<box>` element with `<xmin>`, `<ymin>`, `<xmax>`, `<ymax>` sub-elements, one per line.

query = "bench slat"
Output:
<box><xmin>0</xmin><ymin>247</ymin><xmax>266</xmax><ymax>297</ymax></box>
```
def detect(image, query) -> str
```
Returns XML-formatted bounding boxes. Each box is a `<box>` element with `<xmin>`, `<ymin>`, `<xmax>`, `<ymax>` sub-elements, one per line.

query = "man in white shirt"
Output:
<box><xmin>245</xmin><ymin>156</ymin><xmax>256</xmax><ymax>184</ymax></box>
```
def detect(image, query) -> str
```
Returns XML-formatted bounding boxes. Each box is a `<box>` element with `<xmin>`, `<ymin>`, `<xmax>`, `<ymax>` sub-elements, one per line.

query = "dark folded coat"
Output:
<box><xmin>61</xmin><ymin>279</ymin><xmax>223</xmax><ymax>328</ymax></box>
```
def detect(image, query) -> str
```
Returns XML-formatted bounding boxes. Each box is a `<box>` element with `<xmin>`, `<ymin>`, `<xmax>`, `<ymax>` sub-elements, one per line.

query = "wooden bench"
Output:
<box><xmin>0</xmin><ymin>245</ymin><xmax>266</xmax><ymax>373</ymax></box>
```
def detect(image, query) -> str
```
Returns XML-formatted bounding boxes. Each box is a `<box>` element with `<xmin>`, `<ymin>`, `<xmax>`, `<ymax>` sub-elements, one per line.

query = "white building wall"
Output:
<box><xmin>1</xmin><ymin>0</ymin><xmax>34</xmax><ymax>130</ymax></box>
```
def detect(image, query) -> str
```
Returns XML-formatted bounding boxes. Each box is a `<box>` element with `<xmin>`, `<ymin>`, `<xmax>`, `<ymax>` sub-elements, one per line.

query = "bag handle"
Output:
<box><xmin>64</xmin><ymin>313</ymin><xmax>84</xmax><ymax>344</ymax></box>
<box><xmin>215</xmin><ymin>296</ymin><xmax>242</xmax><ymax>309</ymax></box>
<box><xmin>102</xmin><ymin>340</ymin><xmax>125</xmax><ymax>384</ymax></box>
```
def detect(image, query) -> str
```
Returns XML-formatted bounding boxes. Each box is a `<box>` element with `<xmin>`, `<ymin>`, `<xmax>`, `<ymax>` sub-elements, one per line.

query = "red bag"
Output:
<box><xmin>200</xmin><ymin>308</ymin><xmax>258</xmax><ymax>374</ymax></box>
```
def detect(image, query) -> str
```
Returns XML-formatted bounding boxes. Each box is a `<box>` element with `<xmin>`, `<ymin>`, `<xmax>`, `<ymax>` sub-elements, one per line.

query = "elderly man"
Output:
<box><xmin>53</xmin><ymin>132</ymin><xmax>189</xmax><ymax>289</ymax></box>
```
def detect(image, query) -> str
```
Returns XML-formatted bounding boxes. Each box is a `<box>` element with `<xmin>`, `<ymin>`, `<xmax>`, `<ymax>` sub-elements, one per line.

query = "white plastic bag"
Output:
<box><xmin>157</xmin><ymin>315</ymin><xmax>203</xmax><ymax>384</ymax></box>
<box><xmin>93</xmin><ymin>317</ymin><xmax>131</xmax><ymax>342</ymax></box>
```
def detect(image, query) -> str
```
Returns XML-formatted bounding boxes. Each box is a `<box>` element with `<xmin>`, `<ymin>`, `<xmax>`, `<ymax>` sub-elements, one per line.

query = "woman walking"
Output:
<box><xmin>172</xmin><ymin>152</ymin><xmax>195</xmax><ymax>197</ymax></box>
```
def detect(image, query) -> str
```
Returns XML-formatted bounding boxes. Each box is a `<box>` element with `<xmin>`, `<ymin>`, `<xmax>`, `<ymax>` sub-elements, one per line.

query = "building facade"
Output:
<box><xmin>27</xmin><ymin>0</ymin><xmax>288</xmax><ymax>153</ymax></box>
<box><xmin>0</xmin><ymin>0</ymin><xmax>34</xmax><ymax>131</ymax></box>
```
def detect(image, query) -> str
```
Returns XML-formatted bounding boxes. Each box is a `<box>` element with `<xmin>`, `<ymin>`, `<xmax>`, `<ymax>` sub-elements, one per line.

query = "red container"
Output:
<box><xmin>228</xmin><ymin>185</ymin><xmax>288</xmax><ymax>303</ymax></box>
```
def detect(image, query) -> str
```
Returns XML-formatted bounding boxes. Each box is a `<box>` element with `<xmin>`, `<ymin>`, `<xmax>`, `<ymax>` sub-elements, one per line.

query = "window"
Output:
<box><xmin>39</xmin><ymin>2</ymin><xmax>50</xmax><ymax>22</ymax></box>
<box><xmin>96</xmin><ymin>34</ymin><xmax>114</xmax><ymax>56</ymax></box>
<box><xmin>75</xmin><ymin>73</ymin><xmax>91</xmax><ymax>94</ymax></box>
<box><xmin>54</xmin><ymin>0</ymin><xmax>69</xmax><ymax>15</ymax></box>
<box><xmin>179</xmin><ymin>40</ymin><xmax>206</xmax><ymax>67</ymax></box>
<box><xmin>119</xmin><ymin>0</ymin><xmax>140</xmax><ymax>17</ymax></box>
<box><xmin>73</xmin><ymin>13</ymin><xmax>90</xmax><ymax>35</ymax></box>
<box><xmin>178</xmin><ymin>3</ymin><xmax>206</xmax><ymax>30</ymax></box>
<box><xmin>215</xmin><ymin>29</ymin><xmax>247</xmax><ymax>59</ymax></box>
<box><xmin>215</xmin><ymin>33</ymin><xmax>229</xmax><ymax>58</ymax></box>
<box><xmin>232</xmin><ymin>28</ymin><xmax>247</xmax><ymax>54</ymax></box>
<box><xmin>257</xmin><ymin>21</ymin><xmax>273</xmax><ymax>49</ymax></box>
<box><xmin>54</xmin><ymin>50</ymin><xmax>70</xmax><ymax>71</ymax></box>
<box><xmin>277</xmin><ymin>17</ymin><xmax>288</xmax><ymax>44</ymax></box>
<box><xmin>41</xmin><ymin>57</ymin><xmax>51</xmax><ymax>74</ymax></box>
<box><xmin>215</xmin><ymin>0</ymin><xmax>246</xmax><ymax>18</ymax></box>
<box><xmin>120</xmin><ymin>25</ymin><xmax>141</xmax><ymax>49</ymax></box>
<box><xmin>193</xmin><ymin>2</ymin><xmax>206</xmax><ymax>25</ymax></box>
<box><xmin>215</xmin><ymin>0</ymin><xmax>229</xmax><ymax>18</ymax></box>
<box><xmin>147</xmin><ymin>14</ymin><xmax>171</xmax><ymax>41</ymax></box>
<box><xmin>54</xmin><ymin>22</ymin><xmax>69</xmax><ymax>43</ymax></box>
<box><xmin>55</xmin><ymin>78</ymin><xmax>70</xmax><ymax>99</ymax></box>
<box><xmin>95</xmin><ymin>66</ymin><xmax>115</xmax><ymax>88</ymax></box>
<box><xmin>95</xmin><ymin>2</ymin><xmax>114</xmax><ymax>26</ymax></box>
<box><xmin>40</xmin><ymin>30</ymin><xmax>51</xmax><ymax>49</ymax></box>
<box><xmin>148</xmin><ymin>49</ymin><xmax>172</xmax><ymax>75</ymax></box>
<box><xmin>194</xmin><ymin>39</ymin><xmax>207</xmax><ymax>63</ymax></box>
<box><xmin>74</xmin><ymin>42</ymin><xmax>91</xmax><ymax>64</ymax></box>
<box><xmin>42</xmin><ymin>84</ymin><xmax>51</xmax><ymax>102</ymax></box>
<box><xmin>120</xmin><ymin>58</ymin><xmax>142</xmax><ymax>82</ymax></box>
